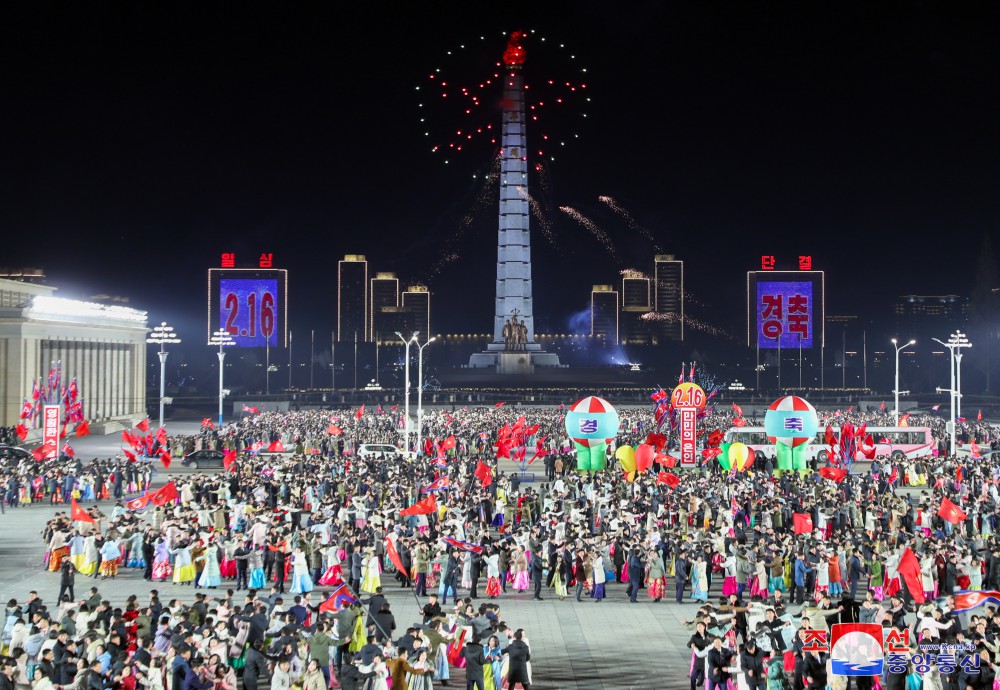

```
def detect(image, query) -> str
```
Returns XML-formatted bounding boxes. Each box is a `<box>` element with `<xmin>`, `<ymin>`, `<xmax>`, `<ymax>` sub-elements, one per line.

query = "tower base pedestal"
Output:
<box><xmin>467</xmin><ymin>350</ymin><xmax>563</xmax><ymax>371</ymax></box>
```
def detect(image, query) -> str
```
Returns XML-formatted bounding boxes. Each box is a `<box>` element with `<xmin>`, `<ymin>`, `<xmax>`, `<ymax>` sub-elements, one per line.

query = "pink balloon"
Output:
<box><xmin>635</xmin><ymin>444</ymin><xmax>655</xmax><ymax>473</ymax></box>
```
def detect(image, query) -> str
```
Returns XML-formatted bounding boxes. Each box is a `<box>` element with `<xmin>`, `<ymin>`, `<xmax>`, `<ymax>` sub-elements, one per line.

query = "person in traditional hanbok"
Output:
<box><xmin>126</xmin><ymin>531</ymin><xmax>145</xmax><ymax>568</ymax></box>
<box><xmin>692</xmin><ymin>554</ymin><xmax>709</xmax><ymax>602</ymax></box>
<box><xmin>79</xmin><ymin>533</ymin><xmax>99</xmax><ymax>576</ymax></box>
<box><xmin>553</xmin><ymin>559</ymin><xmax>569</xmax><ymax>600</ymax></box>
<box><xmin>69</xmin><ymin>533</ymin><xmax>87</xmax><ymax>572</ymax></box>
<box><xmin>151</xmin><ymin>538</ymin><xmax>173</xmax><ymax>581</ymax></box>
<box><xmin>591</xmin><ymin>551</ymin><xmax>606</xmax><ymax>601</ymax></box>
<box><xmin>100</xmin><ymin>538</ymin><xmax>121</xmax><ymax>578</ymax></box>
<box><xmin>171</xmin><ymin>542</ymin><xmax>197</xmax><ymax>585</ymax></box>
<box><xmin>646</xmin><ymin>550</ymin><xmax>666</xmax><ymax>602</ymax></box>
<box><xmin>197</xmin><ymin>542</ymin><xmax>223</xmax><ymax>588</ymax></box>
<box><xmin>405</xmin><ymin>648</ymin><xmax>434</xmax><ymax>690</ymax></box>
<box><xmin>460</xmin><ymin>552</ymin><xmax>473</xmax><ymax>590</ymax></box>
<box><xmin>749</xmin><ymin>558</ymin><xmax>768</xmax><ymax>601</ymax></box>
<box><xmin>511</xmin><ymin>548</ymin><xmax>529</xmax><ymax>592</ymax></box>
<box><xmin>219</xmin><ymin>537</ymin><xmax>237</xmax><ymax>580</ymax></box>
<box><xmin>319</xmin><ymin>544</ymin><xmax>344</xmax><ymax>585</ymax></box>
<box><xmin>245</xmin><ymin>544</ymin><xmax>265</xmax><ymax>590</ymax></box>
<box><xmin>483</xmin><ymin>636</ymin><xmax>503</xmax><ymax>690</ymax></box>
<box><xmin>484</xmin><ymin>551</ymin><xmax>501</xmax><ymax>599</ymax></box>
<box><xmin>289</xmin><ymin>548</ymin><xmax>313</xmax><ymax>594</ymax></box>
<box><xmin>360</xmin><ymin>548</ymin><xmax>381</xmax><ymax>594</ymax></box>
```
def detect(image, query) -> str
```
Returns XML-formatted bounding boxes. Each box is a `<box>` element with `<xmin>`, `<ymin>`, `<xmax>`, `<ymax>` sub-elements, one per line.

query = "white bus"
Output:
<box><xmin>723</xmin><ymin>426</ymin><xmax>935</xmax><ymax>463</ymax></box>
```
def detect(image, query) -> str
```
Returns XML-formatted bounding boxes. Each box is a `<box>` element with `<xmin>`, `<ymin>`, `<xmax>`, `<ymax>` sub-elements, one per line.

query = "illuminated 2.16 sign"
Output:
<box><xmin>207</xmin><ymin>268</ymin><xmax>288</xmax><ymax>347</ymax></box>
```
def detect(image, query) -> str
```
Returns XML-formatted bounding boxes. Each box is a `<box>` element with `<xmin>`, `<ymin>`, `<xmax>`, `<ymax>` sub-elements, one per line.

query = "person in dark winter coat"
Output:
<box><xmin>462</xmin><ymin>640</ymin><xmax>487</xmax><ymax>689</ymax></box>
<box><xmin>740</xmin><ymin>639</ymin><xmax>765</xmax><ymax>690</ymax></box>
<box><xmin>505</xmin><ymin>630</ymin><xmax>532</xmax><ymax>690</ymax></box>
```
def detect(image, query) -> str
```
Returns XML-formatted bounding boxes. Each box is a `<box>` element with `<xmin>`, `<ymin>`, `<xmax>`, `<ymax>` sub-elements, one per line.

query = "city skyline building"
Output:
<box><xmin>337</xmin><ymin>254</ymin><xmax>367</xmax><ymax>343</ymax></box>
<box><xmin>369</xmin><ymin>272</ymin><xmax>399</xmax><ymax>342</ymax></box>
<box><xmin>590</xmin><ymin>284</ymin><xmax>619</xmax><ymax>346</ymax></box>
<box><xmin>654</xmin><ymin>254</ymin><xmax>684</xmax><ymax>341</ymax></box>
<box><xmin>402</xmin><ymin>285</ymin><xmax>431</xmax><ymax>340</ymax></box>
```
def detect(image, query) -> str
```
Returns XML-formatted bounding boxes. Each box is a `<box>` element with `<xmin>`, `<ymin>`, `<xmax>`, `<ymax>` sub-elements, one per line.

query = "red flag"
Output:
<box><xmin>156</xmin><ymin>427</ymin><xmax>168</xmax><ymax>445</ymax></box>
<box><xmin>31</xmin><ymin>446</ymin><xmax>46</xmax><ymax>462</ymax></box>
<box><xmin>385</xmin><ymin>537</ymin><xmax>406</xmax><ymax>575</ymax></box>
<box><xmin>979</xmin><ymin>410</ymin><xmax>983</xmax><ymax>422</ymax></box>
<box><xmin>122</xmin><ymin>430</ymin><xmax>135</xmax><ymax>446</ymax></box>
<box><xmin>15</xmin><ymin>424</ymin><xmax>28</xmax><ymax>442</ymax></box>
<box><xmin>149</xmin><ymin>481</ymin><xmax>179</xmax><ymax>506</ymax></box>
<box><xmin>957</xmin><ymin>466</ymin><xmax>964</xmax><ymax>482</ymax></box>
<box><xmin>327</xmin><ymin>425</ymin><xmax>343</xmax><ymax>435</ymax></box>
<box><xmin>732</xmin><ymin>417</ymin><xmax>747</xmax><ymax>428</ymax></box>
<box><xmin>223</xmin><ymin>450</ymin><xmax>237</xmax><ymax>471</ymax></box>
<box><xmin>496</xmin><ymin>440</ymin><xmax>510</xmax><ymax>459</ymax></box>
<box><xmin>159</xmin><ymin>452</ymin><xmax>172</xmax><ymax>469</ymax></box>
<box><xmin>731</xmin><ymin>403</ymin><xmax>743</xmax><ymax>418</ymax></box>
<box><xmin>475</xmin><ymin>461</ymin><xmax>493</xmax><ymax>487</ymax></box>
<box><xmin>897</xmin><ymin>547</ymin><xmax>926</xmax><ymax>604</ymax></box>
<box><xmin>792</xmin><ymin>513</ymin><xmax>814</xmax><ymax>535</ymax></box>
<box><xmin>354</xmin><ymin>405</ymin><xmax>365</xmax><ymax>420</ymax></box>
<box><xmin>267</xmin><ymin>441</ymin><xmax>285</xmax><ymax>453</ymax></box>
<box><xmin>657</xmin><ymin>472</ymin><xmax>680</xmax><ymax>488</ymax></box>
<box><xmin>400</xmin><ymin>494</ymin><xmax>438</xmax><ymax>516</ymax></box>
<box><xmin>135</xmin><ymin>418</ymin><xmax>149</xmax><ymax>433</ymax></box>
<box><xmin>71</xmin><ymin>498</ymin><xmax>95</xmax><ymax>523</ymax></box>
<box><xmin>442</xmin><ymin>435</ymin><xmax>456</xmax><ymax>451</ymax></box>
<box><xmin>846</xmin><ymin>406</ymin><xmax>853</xmax><ymax>413</ymax></box>
<box><xmin>931</xmin><ymin>405</ymin><xmax>940</xmax><ymax>411</ymax></box>
<box><xmin>319</xmin><ymin>584</ymin><xmax>360</xmax><ymax>613</ymax></box>
<box><xmin>123</xmin><ymin>448</ymin><xmax>137</xmax><ymax>463</ymax></box>
<box><xmin>818</xmin><ymin>467</ymin><xmax>848</xmax><ymax>482</ymax></box>
<box><xmin>938</xmin><ymin>497</ymin><xmax>967</xmax><ymax>525</ymax></box>
<box><xmin>493</xmin><ymin>402</ymin><xmax>505</xmax><ymax>408</ymax></box>
<box><xmin>62</xmin><ymin>443</ymin><xmax>75</xmax><ymax>458</ymax></box>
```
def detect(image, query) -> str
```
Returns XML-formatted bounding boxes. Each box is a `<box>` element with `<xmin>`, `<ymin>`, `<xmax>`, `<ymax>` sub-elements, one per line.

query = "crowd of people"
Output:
<box><xmin>4</xmin><ymin>403</ymin><xmax>1000</xmax><ymax>690</ymax></box>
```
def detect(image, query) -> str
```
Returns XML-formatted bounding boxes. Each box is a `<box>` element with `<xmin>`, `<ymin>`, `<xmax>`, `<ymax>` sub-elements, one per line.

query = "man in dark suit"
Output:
<box><xmin>706</xmin><ymin>636</ymin><xmax>733</xmax><ymax>690</ymax></box>
<box><xmin>529</xmin><ymin>553</ymin><xmax>544</xmax><ymax>601</ymax></box>
<box><xmin>506</xmin><ymin>629</ymin><xmax>531</xmax><ymax>689</ymax></box>
<box><xmin>469</xmin><ymin>551</ymin><xmax>483</xmax><ymax>599</ymax></box>
<box><xmin>462</xmin><ymin>638</ymin><xmax>487</xmax><ymax>690</ymax></box>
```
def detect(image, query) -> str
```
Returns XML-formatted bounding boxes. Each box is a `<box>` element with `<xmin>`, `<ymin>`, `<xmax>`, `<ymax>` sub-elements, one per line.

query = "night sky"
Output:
<box><xmin>6</xmin><ymin>2</ymin><xmax>1000</xmax><ymax>348</ymax></box>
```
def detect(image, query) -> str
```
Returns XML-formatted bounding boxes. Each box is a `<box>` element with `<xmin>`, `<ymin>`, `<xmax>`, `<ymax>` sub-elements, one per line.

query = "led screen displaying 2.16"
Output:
<box><xmin>219</xmin><ymin>278</ymin><xmax>279</xmax><ymax>347</ymax></box>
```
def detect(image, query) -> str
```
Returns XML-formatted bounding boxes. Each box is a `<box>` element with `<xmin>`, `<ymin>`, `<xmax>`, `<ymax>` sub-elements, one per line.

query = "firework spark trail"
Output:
<box><xmin>640</xmin><ymin>312</ymin><xmax>736</xmax><ymax>341</ymax></box>
<box><xmin>559</xmin><ymin>206</ymin><xmax>620</xmax><ymax>262</ymax></box>
<box><xmin>620</xmin><ymin>268</ymin><xmax>650</xmax><ymax>280</ymax></box>
<box><xmin>598</xmin><ymin>195</ymin><xmax>662</xmax><ymax>251</ymax></box>
<box><xmin>516</xmin><ymin>188</ymin><xmax>558</xmax><ymax>248</ymax></box>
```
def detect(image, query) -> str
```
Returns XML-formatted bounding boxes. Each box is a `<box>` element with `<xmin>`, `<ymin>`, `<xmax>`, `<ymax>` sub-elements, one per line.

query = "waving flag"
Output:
<box><xmin>319</xmin><ymin>584</ymin><xmax>360</xmax><ymax>613</ymax></box>
<box><xmin>422</xmin><ymin>476</ymin><xmax>450</xmax><ymax>493</ymax></box>
<box><xmin>938</xmin><ymin>497</ymin><xmax>967</xmax><ymax>524</ymax></box>
<box><xmin>19</xmin><ymin>400</ymin><xmax>32</xmax><ymax>420</ymax></box>
<box><xmin>792</xmin><ymin>513</ymin><xmax>813</xmax><ymax>535</ymax></box>
<box><xmin>657</xmin><ymin>472</ymin><xmax>680</xmax><ymax>488</ymax></box>
<box><xmin>149</xmin><ymin>481</ymin><xmax>179</xmax><ymax>506</ymax></box>
<box><xmin>135</xmin><ymin>418</ymin><xmax>150</xmax><ymax>433</ymax></box>
<box><xmin>354</xmin><ymin>405</ymin><xmax>365</xmax><ymax>419</ymax></box>
<box><xmin>61</xmin><ymin>443</ymin><xmax>75</xmax><ymax>458</ymax></box>
<box><xmin>819</xmin><ymin>467</ymin><xmax>848</xmax><ymax>482</ymax></box>
<box><xmin>896</xmin><ymin>547</ymin><xmax>925</xmax><ymax>604</ymax></box>
<box><xmin>124</xmin><ymin>493</ymin><xmax>151</xmax><ymax>511</ymax></box>
<box><xmin>441</xmin><ymin>435</ymin><xmax>456</xmax><ymax>451</ymax></box>
<box><xmin>931</xmin><ymin>405</ymin><xmax>940</xmax><ymax>411</ymax></box>
<box><xmin>385</xmin><ymin>536</ymin><xmax>406</xmax><ymax>575</ymax></box>
<box><xmin>493</xmin><ymin>402</ymin><xmax>505</xmax><ymax>408</ymax></box>
<box><xmin>953</xmin><ymin>591</ymin><xmax>1000</xmax><ymax>614</ymax></box>
<box><xmin>71</xmin><ymin>498</ymin><xmax>95</xmax><ymax>523</ymax></box>
<box><xmin>474</xmin><ymin>460</ymin><xmax>492</xmax><ymax>487</ymax></box>
<box><xmin>731</xmin><ymin>403</ymin><xmax>743</xmax><ymax>418</ymax></box>
<box><xmin>159</xmin><ymin>452</ymin><xmax>172</xmax><ymax>469</ymax></box>
<box><xmin>979</xmin><ymin>410</ymin><xmax>983</xmax><ymax>422</ymax></box>
<box><xmin>400</xmin><ymin>494</ymin><xmax>438</xmax><ymax>516</ymax></box>
<box><xmin>15</xmin><ymin>424</ymin><xmax>29</xmax><ymax>442</ymax></box>
<box><xmin>441</xmin><ymin>537</ymin><xmax>484</xmax><ymax>555</ymax></box>
<box><xmin>223</xmin><ymin>450</ymin><xmax>237</xmax><ymax>471</ymax></box>
<box><xmin>267</xmin><ymin>440</ymin><xmax>285</xmax><ymax>453</ymax></box>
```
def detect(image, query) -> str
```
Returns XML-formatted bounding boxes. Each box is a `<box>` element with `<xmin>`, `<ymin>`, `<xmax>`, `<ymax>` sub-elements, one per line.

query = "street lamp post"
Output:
<box><xmin>891</xmin><ymin>338</ymin><xmax>915</xmax><ymax>426</ymax></box>
<box><xmin>146</xmin><ymin>322</ymin><xmax>181</xmax><ymax>430</ymax></box>
<box><xmin>209</xmin><ymin>329</ymin><xmax>234</xmax><ymax>427</ymax></box>
<box><xmin>415</xmin><ymin>336</ymin><xmax>436</xmax><ymax>459</ymax></box>
<box><xmin>395</xmin><ymin>331</ymin><xmax>418</xmax><ymax>451</ymax></box>
<box><xmin>933</xmin><ymin>330</ymin><xmax>971</xmax><ymax>456</ymax></box>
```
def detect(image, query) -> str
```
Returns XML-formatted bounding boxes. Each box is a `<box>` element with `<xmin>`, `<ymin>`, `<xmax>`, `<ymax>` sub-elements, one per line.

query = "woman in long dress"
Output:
<box><xmin>484</xmin><ymin>551</ymin><xmax>502</xmax><ymax>599</ymax></box>
<box><xmin>79</xmin><ymin>534</ymin><xmax>99</xmax><ymax>576</ymax></box>
<box><xmin>460</xmin><ymin>553</ymin><xmax>473</xmax><ymax>590</ymax></box>
<box><xmin>360</xmin><ymin>549</ymin><xmax>381</xmax><ymax>594</ymax></box>
<box><xmin>591</xmin><ymin>552</ymin><xmax>606</xmax><ymax>601</ymax></box>
<box><xmin>692</xmin><ymin>555</ymin><xmax>709</xmax><ymax>602</ymax></box>
<box><xmin>553</xmin><ymin>559</ymin><xmax>569</xmax><ymax>600</ymax></box>
<box><xmin>289</xmin><ymin>548</ymin><xmax>313</xmax><ymax>594</ymax></box>
<box><xmin>197</xmin><ymin>542</ymin><xmax>223</xmax><ymax>588</ymax></box>
<box><xmin>511</xmin><ymin>548</ymin><xmax>529</xmax><ymax>592</ymax></box>
<box><xmin>151</xmin><ymin>539</ymin><xmax>173</xmax><ymax>581</ymax></box>
<box><xmin>483</xmin><ymin>636</ymin><xmax>504</xmax><ymax>690</ymax></box>
<box><xmin>171</xmin><ymin>542</ymin><xmax>197</xmax><ymax>585</ymax></box>
<box><xmin>219</xmin><ymin>538</ymin><xmax>237</xmax><ymax>580</ymax></box>
<box><xmin>100</xmin><ymin>538</ymin><xmax>121</xmax><ymax>579</ymax></box>
<box><xmin>318</xmin><ymin>544</ymin><xmax>343</xmax><ymax>585</ymax></box>
<box><xmin>248</xmin><ymin>546</ymin><xmax>266</xmax><ymax>590</ymax></box>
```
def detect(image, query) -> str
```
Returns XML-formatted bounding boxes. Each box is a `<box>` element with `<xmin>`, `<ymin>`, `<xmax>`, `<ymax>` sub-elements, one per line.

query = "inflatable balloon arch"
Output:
<box><xmin>565</xmin><ymin>391</ymin><xmax>823</xmax><ymax>480</ymax></box>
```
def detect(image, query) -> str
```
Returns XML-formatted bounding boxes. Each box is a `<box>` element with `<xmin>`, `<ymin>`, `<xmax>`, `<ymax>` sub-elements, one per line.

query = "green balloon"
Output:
<box><xmin>575</xmin><ymin>441</ymin><xmax>607</xmax><ymax>471</ymax></box>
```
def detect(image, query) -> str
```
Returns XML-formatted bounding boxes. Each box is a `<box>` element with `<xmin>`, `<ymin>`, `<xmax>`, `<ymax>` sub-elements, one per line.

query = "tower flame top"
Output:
<box><xmin>502</xmin><ymin>31</ymin><xmax>527</xmax><ymax>66</ymax></box>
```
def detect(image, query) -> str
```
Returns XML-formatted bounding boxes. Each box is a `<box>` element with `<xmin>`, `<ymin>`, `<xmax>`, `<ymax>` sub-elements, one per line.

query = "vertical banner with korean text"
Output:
<box><xmin>42</xmin><ymin>405</ymin><xmax>60</xmax><ymax>460</ymax></box>
<box><xmin>671</xmin><ymin>382</ymin><xmax>706</xmax><ymax>468</ymax></box>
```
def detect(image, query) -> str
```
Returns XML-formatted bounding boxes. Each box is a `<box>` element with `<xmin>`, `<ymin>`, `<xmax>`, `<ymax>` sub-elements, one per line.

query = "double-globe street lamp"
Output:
<box><xmin>209</xmin><ymin>329</ymin><xmax>235</xmax><ymax>427</ymax></box>
<box><xmin>932</xmin><ymin>330</ymin><xmax>971</xmax><ymax>456</ymax></box>
<box><xmin>890</xmin><ymin>338</ymin><xmax>915</xmax><ymax>426</ymax></box>
<box><xmin>146</xmin><ymin>322</ymin><xmax>181</xmax><ymax>431</ymax></box>
<box><xmin>415</xmin><ymin>336</ymin><xmax>436</xmax><ymax>459</ymax></box>
<box><xmin>395</xmin><ymin>331</ymin><xmax>418</xmax><ymax>451</ymax></box>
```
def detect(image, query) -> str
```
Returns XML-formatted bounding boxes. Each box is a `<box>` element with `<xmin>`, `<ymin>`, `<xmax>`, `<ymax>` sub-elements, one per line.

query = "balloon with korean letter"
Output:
<box><xmin>566</xmin><ymin>396</ymin><xmax>619</xmax><ymax>471</ymax></box>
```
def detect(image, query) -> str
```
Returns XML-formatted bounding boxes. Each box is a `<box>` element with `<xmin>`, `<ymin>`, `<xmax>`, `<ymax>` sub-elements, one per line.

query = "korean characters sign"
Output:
<box><xmin>671</xmin><ymin>382</ymin><xmax>705</xmax><ymax>468</ymax></box>
<box><xmin>756</xmin><ymin>280</ymin><xmax>813</xmax><ymax>349</ymax></box>
<box><xmin>42</xmin><ymin>405</ymin><xmax>60</xmax><ymax>460</ymax></box>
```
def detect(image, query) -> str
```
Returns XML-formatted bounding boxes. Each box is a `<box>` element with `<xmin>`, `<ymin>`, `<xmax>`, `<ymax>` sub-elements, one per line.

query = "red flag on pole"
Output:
<box><xmin>135</xmin><ymin>418</ymin><xmax>150</xmax><ymax>433</ymax></box>
<box><xmin>159</xmin><ymin>452</ymin><xmax>172</xmax><ymax>469</ymax></box>
<box><xmin>657</xmin><ymin>472</ymin><xmax>680</xmax><ymax>488</ymax></box>
<box><xmin>442</xmin><ymin>435</ymin><xmax>456</xmax><ymax>451</ymax></box>
<box><xmin>149</xmin><ymin>482</ymin><xmax>179</xmax><ymax>506</ymax></box>
<box><xmin>818</xmin><ymin>467</ymin><xmax>848</xmax><ymax>482</ymax></box>
<box><xmin>475</xmin><ymin>461</ymin><xmax>493</xmax><ymax>487</ymax></box>
<box><xmin>354</xmin><ymin>405</ymin><xmax>365</xmax><ymax>420</ymax></box>
<box><xmin>792</xmin><ymin>513</ymin><xmax>814</xmax><ymax>535</ymax></box>
<box><xmin>327</xmin><ymin>425</ymin><xmax>343</xmax><ymax>435</ymax></box>
<box><xmin>400</xmin><ymin>494</ymin><xmax>438</xmax><ymax>516</ymax></box>
<box><xmin>978</xmin><ymin>410</ymin><xmax>983</xmax><ymax>422</ymax></box>
<box><xmin>267</xmin><ymin>441</ymin><xmax>285</xmax><ymax>453</ymax></box>
<box><xmin>896</xmin><ymin>547</ymin><xmax>926</xmax><ymax>603</ymax></box>
<box><xmin>879</xmin><ymin>401</ymin><xmax>885</xmax><ymax>411</ymax></box>
<box><xmin>385</xmin><ymin>536</ymin><xmax>407</xmax><ymax>575</ymax></box>
<box><xmin>123</xmin><ymin>449</ymin><xmax>137</xmax><ymax>463</ymax></box>
<box><xmin>15</xmin><ymin>424</ymin><xmax>28</xmax><ymax>442</ymax></box>
<box><xmin>938</xmin><ymin>497</ymin><xmax>968</xmax><ymax>525</ymax></box>
<box><xmin>71</xmin><ymin>498</ymin><xmax>95</xmax><ymax>523</ymax></box>
<box><xmin>493</xmin><ymin>402</ymin><xmax>505</xmax><ymax>408</ymax></box>
<box><xmin>223</xmin><ymin>450</ymin><xmax>237</xmax><ymax>471</ymax></box>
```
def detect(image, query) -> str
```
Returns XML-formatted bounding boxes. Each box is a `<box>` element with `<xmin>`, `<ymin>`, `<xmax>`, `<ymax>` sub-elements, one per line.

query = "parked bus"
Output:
<box><xmin>723</xmin><ymin>426</ymin><xmax>935</xmax><ymax>463</ymax></box>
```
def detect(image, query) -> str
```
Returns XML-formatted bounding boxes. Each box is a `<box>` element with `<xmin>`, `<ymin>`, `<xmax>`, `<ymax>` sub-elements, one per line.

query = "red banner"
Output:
<box><xmin>678</xmin><ymin>407</ymin><xmax>697</xmax><ymax>467</ymax></box>
<box><xmin>42</xmin><ymin>405</ymin><xmax>60</xmax><ymax>460</ymax></box>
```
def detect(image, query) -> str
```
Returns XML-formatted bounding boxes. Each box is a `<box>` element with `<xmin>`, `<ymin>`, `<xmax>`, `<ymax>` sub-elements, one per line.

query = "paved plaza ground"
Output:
<box><xmin>1</xmin><ymin>425</ymin><xmax>711</xmax><ymax>688</ymax></box>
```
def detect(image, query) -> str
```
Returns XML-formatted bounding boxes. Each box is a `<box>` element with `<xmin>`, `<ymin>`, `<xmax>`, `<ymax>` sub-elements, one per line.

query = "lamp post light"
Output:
<box><xmin>933</xmin><ymin>330</ymin><xmax>971</xmax><ymax>456</ymax></box>
<box><xmin>146</xmin><ymin>322</ymin><xmax>181</xmax><ymax>430</ymax></box>
<box><xmin>395</xmin><ymin>331</ymin><xmax>418</xmax><ymax>451</ymax></box>
<box><xmin>415</xmin><ymin>336</ymin><xmax>436</xmax><ymax>459</ymax></box>
<box><xmin>891</xmin><ymin>338</ymin><xmax>915</xmax><ymax>426</ymax></box>
<box><xmin>209</xmin><ymin>329</ymin><xmax>235</xmax><ymax>426</ymax></box>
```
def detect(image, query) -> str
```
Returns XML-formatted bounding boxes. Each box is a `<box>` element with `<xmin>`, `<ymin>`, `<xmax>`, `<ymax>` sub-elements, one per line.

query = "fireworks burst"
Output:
<box><xmin>640</xmin><ymin>312</ymin><xmax>736</xmax><ymax>341</ymax></box>
<box><xmin>516</xmin><ymin>187</ymin><xmax>558</xmax><ymax>248</ymax></box>
<box><xmin>417</xmin><ymin>31</ymin><xmax>591</xmax><ymax>166</ymax></box>
<box><xmin>598</xmin><ymin>195</ymin><xmax>662</xmax><ymax>251</ymax></box>
<box><xmin>560</xmin><ymin>206</ymin><xmax>620</xmax><ymax>262</ymax></box>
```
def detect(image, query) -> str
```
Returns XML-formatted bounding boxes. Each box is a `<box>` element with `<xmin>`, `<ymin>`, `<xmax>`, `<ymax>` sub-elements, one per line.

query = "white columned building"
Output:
<box><xmin>0</xmin><ymin>278</ymin><xmax>148</xmax><ymax>430</ymax></box>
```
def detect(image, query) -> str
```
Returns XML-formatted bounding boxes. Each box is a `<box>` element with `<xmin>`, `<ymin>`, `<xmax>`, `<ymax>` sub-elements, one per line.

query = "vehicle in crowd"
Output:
<box><xmin>723</xmin><ymin>426</ymin><xmax>935</xmax><ymax>463</ymax></box>
<box><xmin>357</xmin><ymin>443</ymin><xmax>417</xmax><ymax>461</ymax></box>
<box><xmin>0</xmin><ymin>445</ymin><xmax>32</xmax><ymax>463</ymax></box>
<box><xmin>181</xmin><ymin>449</ymin><xmax>226</xmax><ymax>469</ymax></box>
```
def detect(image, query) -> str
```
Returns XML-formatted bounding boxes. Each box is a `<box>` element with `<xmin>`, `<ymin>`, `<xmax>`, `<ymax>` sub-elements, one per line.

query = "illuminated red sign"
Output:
<box><xmin>259</xmin><ymin>253</ymin><xmax>274</xmax><ymax>269</ymax></box>
<box><xmin>221</xmin><ymin>253</ymin><xmax>236</xmax><ymax>268</ymax></box>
